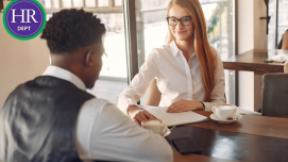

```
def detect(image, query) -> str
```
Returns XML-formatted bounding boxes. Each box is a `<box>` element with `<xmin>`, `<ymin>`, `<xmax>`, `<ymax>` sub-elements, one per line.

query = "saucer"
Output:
<box><xmin>210</xmin><ymin>113</ymin><xmax>242</xmax><ymax>124</ymax></box>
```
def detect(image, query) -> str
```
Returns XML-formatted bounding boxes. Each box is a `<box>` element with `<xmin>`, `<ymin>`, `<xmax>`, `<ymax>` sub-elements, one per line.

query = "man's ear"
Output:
<box><xmin>84</xmin><ymin>50</ymin><xmax>94</xmax><ymax>67</ymax></box>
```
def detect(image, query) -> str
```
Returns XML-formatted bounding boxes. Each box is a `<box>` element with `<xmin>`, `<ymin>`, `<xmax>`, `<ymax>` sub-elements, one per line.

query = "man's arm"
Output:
<box><xmin>76</xmin><ymin>98</ymin><xmax>173</xmax><ymax>162</ymax></box>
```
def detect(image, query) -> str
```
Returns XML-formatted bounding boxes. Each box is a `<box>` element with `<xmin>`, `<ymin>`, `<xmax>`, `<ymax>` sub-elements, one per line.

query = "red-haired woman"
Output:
<box><xmin>118</xmin><ymin>0</ymin><xmax>226</xmax><ymax>124</ymax></box>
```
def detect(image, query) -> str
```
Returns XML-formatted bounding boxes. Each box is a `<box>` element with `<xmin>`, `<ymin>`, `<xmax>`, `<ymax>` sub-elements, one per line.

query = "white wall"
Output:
<box><xmin>254</xmin><ymin>0</ymin><xmax>267</xmax><ymax>49</ymax></box>
<box><xmin>238</xmin><ymin>0</ymin><xmax>254</xmax><ymax>53</ymax></box>
<box><xmin>0</xmin><ymin>13</ymin><xmax>49</xmax><ymax>107</ymax></box>
<box><xmin>237</xmin><ymin>0</ymin><xmax>267</xmax><ymax>111</ymax></box>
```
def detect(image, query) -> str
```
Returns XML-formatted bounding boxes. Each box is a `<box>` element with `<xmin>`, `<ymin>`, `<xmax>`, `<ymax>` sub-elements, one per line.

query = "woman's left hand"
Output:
<box><xmin>167</xmin><ymin>100</ymin><xmax>203</xmax><ymax>113</ymax></box>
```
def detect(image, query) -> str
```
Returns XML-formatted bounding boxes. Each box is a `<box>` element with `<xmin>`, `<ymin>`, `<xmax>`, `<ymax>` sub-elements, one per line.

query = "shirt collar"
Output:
<box><xmin>42</xmin><ymin>65</ymin><xmax>86</xmax><ymax>90</ymax></box>
<box><xmin>169</xmin><ymin>41</ymin><xmax>196</xmax><ymax>58</ymax></box>
<box><xmin>170</xmin><ymin>41</ymin><xmax>181</xmax><ymax>57</ymax></box>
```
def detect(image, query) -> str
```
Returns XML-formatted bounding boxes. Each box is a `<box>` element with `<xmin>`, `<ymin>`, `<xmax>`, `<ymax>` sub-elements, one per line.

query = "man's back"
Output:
<box><xmin>0</xmin><ymin>76</ymin><xmax>93</xmax><ymax>162</ymax></box>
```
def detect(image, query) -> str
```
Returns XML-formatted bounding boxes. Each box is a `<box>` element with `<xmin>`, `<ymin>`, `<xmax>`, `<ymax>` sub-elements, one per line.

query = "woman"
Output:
<box><xmin>118</xmin><ymin>0</ymin><xmax>226</xmax><ymax>124</ymax></box>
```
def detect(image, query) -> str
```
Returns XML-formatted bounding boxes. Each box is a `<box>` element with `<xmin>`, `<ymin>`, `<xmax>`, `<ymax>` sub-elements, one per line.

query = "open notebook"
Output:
<box><xmin>141</xmin><ymin>105</ymin><xmax>207</xmax><ymax>127</ymax></box>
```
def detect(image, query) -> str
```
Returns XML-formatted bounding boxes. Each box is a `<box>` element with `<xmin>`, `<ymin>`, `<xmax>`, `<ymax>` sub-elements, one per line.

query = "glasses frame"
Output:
<box><xmin>166</xmin><ymin>16</ymin><xmax>193</xmax><ymax>27</ymax></box>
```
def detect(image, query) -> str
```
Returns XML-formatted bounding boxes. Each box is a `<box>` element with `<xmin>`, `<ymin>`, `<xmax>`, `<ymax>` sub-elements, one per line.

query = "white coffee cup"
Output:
<box><xmin>212</xmin><ymin>105</ymin><xmax>238</xmax><ymax>120</ymax></box>
<box><xmin>141</xmin><ymin>120</ymin><xmax>168</xmax><ymax>135</ymax></box>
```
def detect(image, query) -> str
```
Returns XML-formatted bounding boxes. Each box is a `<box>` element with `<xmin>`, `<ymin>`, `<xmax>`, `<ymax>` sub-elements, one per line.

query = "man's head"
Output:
<box><xmin>41</xmin><ymin>9</ymin><xmax>106</xmax><ymax>88</ymax></box>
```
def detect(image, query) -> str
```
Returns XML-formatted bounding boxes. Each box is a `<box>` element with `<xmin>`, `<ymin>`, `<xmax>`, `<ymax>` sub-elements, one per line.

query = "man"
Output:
<box><xmin>0</xmin><ymin>9</ymin><xmax>173</xmax><ymax>162</ymax></box>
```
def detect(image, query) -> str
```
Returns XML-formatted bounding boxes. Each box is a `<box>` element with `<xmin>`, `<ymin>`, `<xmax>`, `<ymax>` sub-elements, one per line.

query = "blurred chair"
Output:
<box><xmin>262</xmin><ymin>73</ymin><xmax>288</xmax><ymax>117</ymax></box>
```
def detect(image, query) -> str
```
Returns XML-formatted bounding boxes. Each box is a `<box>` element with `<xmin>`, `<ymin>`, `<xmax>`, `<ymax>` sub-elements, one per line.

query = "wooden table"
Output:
<box><xmin>171</xmin><ymin>111</ymin><xmax>288</xmax><ymax>162</ymax></box>
<box><xmin>223</xmin><ymin>49</ymin><xmax>284</xmax><ymax>74</ymax></box>
<box><xmin>222</xmin><ymin>49</ymin><xmax>286</xmax><ymax>110</ymax></box>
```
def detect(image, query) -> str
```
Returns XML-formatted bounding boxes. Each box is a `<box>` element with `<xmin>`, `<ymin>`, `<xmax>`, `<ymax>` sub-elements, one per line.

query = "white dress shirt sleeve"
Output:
<box><xmin>76</xmin><ymin>98</ymin><xmax>173</xmax><ymax>162</ymax></box>
<box><xmin>203</xmin><ymin>49</ymin><xmax>226</xmax><ymax>111</ymax></box>
<box><xmin>118</xmin><ymin>51</ymin><xmax>159</xmax><ymax>113</ymax></box>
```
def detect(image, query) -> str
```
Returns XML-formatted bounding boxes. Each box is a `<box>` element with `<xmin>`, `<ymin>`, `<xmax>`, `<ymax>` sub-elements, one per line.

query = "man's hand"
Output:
<box><xmin>167</xmin><ymin>100</ymin><xmax>203</xmax><ymax>113</ymax></box>
<box><xmin>127</xmin><ymin>105</ymin><xmax>157</xmax><ymax>124</ymax></box>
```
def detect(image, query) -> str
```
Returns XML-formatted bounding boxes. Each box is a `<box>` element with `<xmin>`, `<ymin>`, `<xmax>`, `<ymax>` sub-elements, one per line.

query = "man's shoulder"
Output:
<box><xmin>83</xmin><ymin>97</ymin><xmax>117</xmax><ymax>112</ymax></box>
<box><xmin>86</xmin><ymin>97</ymin><xmax>111</xmax><ymax>105</ymax></box>
<box><xmin>80</xmin><ymin>97</ymin><xmax>124</xmax><ymax>121</ymax></box>
<box><xmin>2</xmin><ymin>80</ymin><xmax>33</xmax><ymax>108</ymax></box>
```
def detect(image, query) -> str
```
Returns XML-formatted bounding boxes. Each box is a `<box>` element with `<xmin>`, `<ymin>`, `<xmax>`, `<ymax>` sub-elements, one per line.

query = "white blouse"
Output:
<box><xmin>118</xmin><ymin>42</ymin><xmax>226</xmax><ymax>113</ymax></box>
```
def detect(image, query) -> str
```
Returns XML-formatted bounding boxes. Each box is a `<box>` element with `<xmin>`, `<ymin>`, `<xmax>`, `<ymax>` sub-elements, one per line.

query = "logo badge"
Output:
<box><xmin>2</xmin><ymin>0</ymin><xmax>46</xmax><ymax>40</ymax></box>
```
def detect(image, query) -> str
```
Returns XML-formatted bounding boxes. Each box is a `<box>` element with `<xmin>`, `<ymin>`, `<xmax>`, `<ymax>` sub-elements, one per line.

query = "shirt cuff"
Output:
<box><xmin>118</xmin><ymin>98</ymin><xmax>137</xmax><ymax>115</ymax></box>
<box><xmin>203</xmin><ymin>100</ymin><xmax>226</xmax><ymax>112</ymax></box>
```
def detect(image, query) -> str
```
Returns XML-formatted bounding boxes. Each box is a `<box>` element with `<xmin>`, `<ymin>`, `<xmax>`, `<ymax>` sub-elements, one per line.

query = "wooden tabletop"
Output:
<box><xmin>172</xmin><ymin>111</ymin><xmax>288</xmax><ymax>162</ymax></box>
<box><xmin>223</xmin><ymin>49</ymin><xmax>284</xmax><ymax>74</ymax></box>
<box><xmin>191</xmin><ymin>113</ymin><xmax>288</xmax><ymax>139</ymax></box>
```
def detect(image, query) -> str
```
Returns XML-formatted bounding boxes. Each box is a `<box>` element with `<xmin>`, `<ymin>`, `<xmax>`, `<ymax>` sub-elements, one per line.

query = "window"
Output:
<box><xmin>202</xmin><ymin>0</ymin><xmax>235</xmax><ymax>59</ymax></box>
<box><xmin>268</xmin><ymin>0</ymin><xmax>288</xmax><ymax>49</ymax></box>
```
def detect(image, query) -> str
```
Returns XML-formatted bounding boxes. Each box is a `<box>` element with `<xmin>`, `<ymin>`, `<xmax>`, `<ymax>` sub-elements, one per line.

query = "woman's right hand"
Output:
<box><xmin>127</xmin><ymin>105</ymin><xmax>157</xmax><ymax>125</ymax></box>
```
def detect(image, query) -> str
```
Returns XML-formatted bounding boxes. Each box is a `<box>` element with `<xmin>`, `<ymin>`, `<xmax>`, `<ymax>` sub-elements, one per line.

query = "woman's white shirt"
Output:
<box><xmin>118</xmin><ymin>41</ymin><xmax>226</xmax><ymax>113</ymax></box>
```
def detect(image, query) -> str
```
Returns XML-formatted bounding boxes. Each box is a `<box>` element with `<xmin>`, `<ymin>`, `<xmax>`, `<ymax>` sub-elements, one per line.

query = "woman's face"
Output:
<box><xmin>168</xmin><ymin>4</ymin><xmax>193</xmax><ymax>42</ymax></box>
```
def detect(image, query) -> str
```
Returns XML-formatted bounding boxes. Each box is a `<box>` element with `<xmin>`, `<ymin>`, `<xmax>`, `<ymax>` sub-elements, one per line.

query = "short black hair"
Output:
<box><xmin>41</xmin><ymin>9</ymin><xmax>106</xmax><ymax>54</ymax></box>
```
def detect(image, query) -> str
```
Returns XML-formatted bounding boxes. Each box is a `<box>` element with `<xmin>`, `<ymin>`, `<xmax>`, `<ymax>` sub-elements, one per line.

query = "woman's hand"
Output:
<box><xmin>167</xmin><ymin>100</ymin><xmax>203</xmax><ymax>113</ymax></box>
<box><xmin>127</xmin><ymin>105</ymin><xmax>158</xmax><ymax>125</ymax></box>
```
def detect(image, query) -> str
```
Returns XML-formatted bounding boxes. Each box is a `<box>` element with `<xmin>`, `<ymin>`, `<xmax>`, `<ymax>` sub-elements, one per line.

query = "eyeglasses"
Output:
<box><xmin>166</xmin><ymin>16</ymin><xmax>192</xmax><ymax>27</ymax></box>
